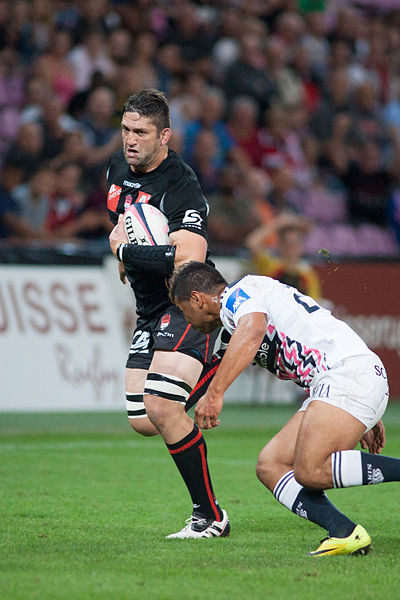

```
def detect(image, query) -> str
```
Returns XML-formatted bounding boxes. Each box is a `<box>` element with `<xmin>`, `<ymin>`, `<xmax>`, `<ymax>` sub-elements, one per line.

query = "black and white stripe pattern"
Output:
<box><xmin>126</xmin><ymin>393</ymin><xmax>146</xmax><ymax>418</ymax></box>
<box><xmin>332</xmin><ymin>451</ymin><xmax>343</xmax><ymax>488</ymax></box>
<box><xmin>144</xmin><ymin>373</ymin><xmax>192</xmax><ymax>404</ymax></box>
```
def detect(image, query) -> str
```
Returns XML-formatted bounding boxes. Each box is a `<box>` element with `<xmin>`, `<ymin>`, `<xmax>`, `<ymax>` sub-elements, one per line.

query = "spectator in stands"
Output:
<box><xmin>168</xmin><ymin>72</ymin><xmax>205</xmax><ymax>136</ymax></box>
<box><xmin>211</xmin><ymin>5</ymin><xmax>243</xmax><ymax>82</ymax></box>
<box><xmin>33</xmin><ymin>29</ymin><xmax>77</xmax><ymax>104</ymax></box>
<box><xmin>183</xmin><ymin>87</ymin><xmax>233</xmax><ymax>166</ymax></box>
<box><xmin>246</xmin><ymin>212</ymin><xmax>321</xmax><ymax>300</ymax></box>
<box><xmin>226</xmin><ymin>95</ymin><xmax>262</xmax><ymax>167</ymax></box>
<box><xmin>130</xmin><ymin>30</ymin><xmax>159</xmax><ymax>91</ymax></box>
<box><xmin>310</xmin><ymin>67</ymin><xmax>351</xmax><ymax>145</ymax></box>
<box><xmin>349</xmin><ymin>81</ymin><xmax>390</xmax><ymax>150</ymax></box>
<box><xmin>49</xmin><ymin>130</ymin><xmax>87</xmax><ymax>171</ymax></box>
<box><xmin>39</xmin><ymin>95</ymin><xmax>77</xmax><ymax>160</ymax></box>
<box><xmin>190</xmin><ymin>129</ymin><xmax>222</xmax><ymax>196</ymax></box>
<box><xmin>301</xmin><ymin>10</ymin><xmax>330</xmax><ymax>79</ymax></box>
<box><xmin>108</xmin><ymin>28</ymin><xmax>132</xmax><ymax>70</ymax></box>
<box><xmin>329</xmin><ymin>133</ymin><xmax>400</xmax><ymax>227</ymax></box>
<box><xmin>0</xmin><ymin>47</ymin><xmax>25</xmax><ymax>160</ymax></box>
<box><xmin>6</xmin><ymin>121</ymin><xmax>44</xmax><ymax>178</ymax></box>
<box><xmin>0</xmin><ymin>159</ymin><xmax>39</xmax><ymax>239</ymax></box>
<box><xmin>272</xmin><ymin>10</ymin><xmax>305</xmax><ymax>58</ymax></box>
<box><xmin>11</xmin><ymin>164</ymin><xmax>55</xmax><ymax>236</ymax></box>
<box><xmin>207</xmin><ymin>164</ymin><xmax>259</xmax><ymax>249</ymax></box>
<box><xmin>164</xmin><ymin>0</ymin><xmax>216</xmax><ymax>68</ymax></box>
<box><xmin>327</xmin><ymin>38</ymin><xmax>369</xmax><ymax>92</ymax></box>
<box><xmin>383</xmin><ymin>80</ymin><xmax>400</xmax><ymax>137</ymax></box>
<box><xmin>156</xmin><ymin>42</ymin><xmax>185</xmax><ymax>96</ymax></box>
<box><xmin>78</xmin><ymin>85</ymin><xmax>120</xmax><ymax>182</ymax></box>
<box><xmin>19</xmin><ymin>75</ymin><xmax>51</xmax><ymax>125</ymax></box>
<box><xmin>266</xmin><ymin>37</ymin><xmax>304</xmax><ymax>110</ymax></box>
<box><xmin>223</xmin><ymin>33</ymin><xmax>278</xmax><ymax>112</ymax></box>
<box><xmin>45</xmin><ymin>161</ymin><xmax>108</xmax><ymax>241</ymax></box>
<box><xmin>67</xmin><ymin>29</ymin><xmax>115</xmax><ymax>92</ymax></box>
<box><xmin>69</xmin><ymin>0</ymin><xmax>118</xmax><ymax>44</ymax></box>
<box><xmin>258</xmin><ymin>103</ymin><xmax>312</xmax><ymax>188</ymax></box>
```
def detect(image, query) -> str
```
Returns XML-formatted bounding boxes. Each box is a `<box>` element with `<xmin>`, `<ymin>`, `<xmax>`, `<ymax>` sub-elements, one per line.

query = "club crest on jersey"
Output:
<box><xmin>160</xmin><ymin>314</ymin><xmax>171</xmax><ymax>330</ymax></box>
<box><xmin>136</xmin><ymin>191</ymin><xmax>152</xmax><ymax>204</ymax></box>
<box><xmin>107</xmin><ymin>184</ymin><xmax>122</xmax><ymax>211</ymax></box>
<box><xmin>226</xmin><ymin>288</ymin><xmax>250</xmax><ymax>314</ymax></box>
<box><xmin>124</xmin><ymin>195</ymin><xmax>133</xmax><ymax>210</ymax></box>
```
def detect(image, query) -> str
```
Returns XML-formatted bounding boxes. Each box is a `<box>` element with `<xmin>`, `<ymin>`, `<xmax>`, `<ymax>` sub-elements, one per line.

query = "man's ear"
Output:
<box><xmin>160</xmin><ymin>128</ymin><xmax>172</xmax><ymax>146</ymax></box>
<box><xmin>191</xmin><ymin>290</ymin><xmax>203</xmax><ymax>307</ymax></box>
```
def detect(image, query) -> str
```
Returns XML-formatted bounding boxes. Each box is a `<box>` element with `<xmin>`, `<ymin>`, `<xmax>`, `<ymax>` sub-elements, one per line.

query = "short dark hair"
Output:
<box><xmin>169</xmin><ymin>261</ymin><xmax>227</xmax><ymax>304</ymax></box>
<box><xmin>123</xmin><ymin>88</ymin><xmax>170</xmax><ymax>132</ymax></box>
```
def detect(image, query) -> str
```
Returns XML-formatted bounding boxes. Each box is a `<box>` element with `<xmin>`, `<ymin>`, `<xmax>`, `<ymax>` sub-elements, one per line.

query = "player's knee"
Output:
<box><xmin>128</xmin><ymin>416</ymin><xmax>158</xmax><ymax>437</ymax></box>
<box><xmin>293</xmin><ymin>462</ymin><xmax>323</xmax><ymax>489</ymax></box>
<box><xmin>256</xmin><ymin>447</ymin><xmax>277</xmax><ymax>489</ymax></box>
<box><xmin>144</xmin><ymin>372</ymin><xmax>191</xmax><ymax>427</ymax></box>
<box><xmin>144</xmin><ymin>394</ymin><xmax>183</xmax><ymax>428</ymax></box>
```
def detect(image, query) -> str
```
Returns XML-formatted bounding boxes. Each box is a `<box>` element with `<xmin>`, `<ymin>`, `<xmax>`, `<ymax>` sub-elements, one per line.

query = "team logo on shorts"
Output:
<box><xmin>226</xmin><ymin>288</ymin><xmax>250</xmax><ymax>314</ymax></box>
<box><xmin>161</xmin><ymin>314</ymin><xmax>171</xmax><ymax>330</ymax></box>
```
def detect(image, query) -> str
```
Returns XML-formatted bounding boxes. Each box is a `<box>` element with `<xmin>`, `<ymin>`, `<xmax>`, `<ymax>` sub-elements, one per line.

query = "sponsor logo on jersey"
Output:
<box><xmin>107</xmin><ymin>184</ymin><xmax>122</xmax><ymax>211</ymax></box>
<box><xmin>136</xmin><ymin>191</ymin><xmax>152</xmax><ymax>204</ymax></box>
<box><xmin>124</xmin><ymin>195</ymin><xmax>133</xmax><ymax>210</ymax></box>
<box><xmin>182</xmin><ymin>209</ymin><xmax>203</xmax><ymax>229</ymax></box>
<box><xmin>226</xmin><ymin>288</ymin><xmax>250</xmax><ymax>314</ymax></box>
<box><xmin>123</xmin><ymin>180</ymin><xmax>141</xmax><ymax>188</ymax></box>
<box><xmin>157</xmin><ymin>331</ymin><xmax>174</xmax><ymax>338</ymax></box>
<box><xmin>160</xmin><ymin>314</ymin><xmax>171</xmax><ymax>330</ymax></box>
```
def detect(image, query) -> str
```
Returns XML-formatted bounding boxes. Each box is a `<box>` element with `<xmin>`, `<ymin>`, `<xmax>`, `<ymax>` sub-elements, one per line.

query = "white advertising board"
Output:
<box><xmin>0</xmin><ymin>265</ymin><xmax>127</xmax><ymax>411</ymax></box>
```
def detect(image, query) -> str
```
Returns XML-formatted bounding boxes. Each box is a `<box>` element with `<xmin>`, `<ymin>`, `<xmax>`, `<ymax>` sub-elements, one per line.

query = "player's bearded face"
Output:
<box><xmin>121</xmin><ymin>112</ymin><xmax>165</xmax><ymax>172</ymax></box>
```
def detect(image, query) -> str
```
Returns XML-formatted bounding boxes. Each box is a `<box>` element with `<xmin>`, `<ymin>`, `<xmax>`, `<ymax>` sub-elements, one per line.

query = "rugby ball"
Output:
<box><xmin>124</xmin><ymin>203</ymin><xmax>169</xmax><ymax>246</ymax></box>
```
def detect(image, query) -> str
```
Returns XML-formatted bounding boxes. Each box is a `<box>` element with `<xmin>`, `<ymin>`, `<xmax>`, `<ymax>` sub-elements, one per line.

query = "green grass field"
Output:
<box><xmin>2</xmin><ymin>403</ymin><xmax>400</xmax><ymax>600</ymax></box>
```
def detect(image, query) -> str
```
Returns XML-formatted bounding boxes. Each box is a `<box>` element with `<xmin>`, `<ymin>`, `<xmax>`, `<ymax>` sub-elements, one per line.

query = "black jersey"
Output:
<box><xmin>107</xmin><ymin>148</ymin><xmax>209</xmax><ymax>318</ymax></box>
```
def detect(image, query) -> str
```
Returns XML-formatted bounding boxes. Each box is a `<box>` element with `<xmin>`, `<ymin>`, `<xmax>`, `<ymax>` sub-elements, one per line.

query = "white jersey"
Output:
<box><xmin>219</xmin><ymin>275</ymin><xmax>372</xmax><ymax>388</ymax></box>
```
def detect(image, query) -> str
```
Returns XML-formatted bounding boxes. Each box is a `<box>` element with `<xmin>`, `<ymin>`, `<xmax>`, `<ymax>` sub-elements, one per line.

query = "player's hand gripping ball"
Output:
<box><xmin>123</xmin><ymin>203</ymin><xmax>169</xmax><ymax>246</ymax></box>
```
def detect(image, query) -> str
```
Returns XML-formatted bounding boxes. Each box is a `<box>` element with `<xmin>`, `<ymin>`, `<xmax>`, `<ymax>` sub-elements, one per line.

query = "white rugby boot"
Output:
<box><xmin>166</xmin><ymin>509</ymin><xmax>230</xmax><ymax>539</ymax></box>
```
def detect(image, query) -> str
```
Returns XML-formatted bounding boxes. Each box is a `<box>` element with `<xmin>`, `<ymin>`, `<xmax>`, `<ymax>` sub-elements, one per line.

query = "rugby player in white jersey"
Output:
<box><xmin>169</xmin><ymin>261</ymin><xmax>397</xmax><ymax>556</ymax></box>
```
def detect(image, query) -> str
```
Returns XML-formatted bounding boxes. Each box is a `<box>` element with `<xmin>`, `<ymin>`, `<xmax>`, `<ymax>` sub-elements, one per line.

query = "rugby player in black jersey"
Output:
<box><xmin>108</xmin><ymin>89</ymin><xmax>229</xmax><ymax>538</ymax></box>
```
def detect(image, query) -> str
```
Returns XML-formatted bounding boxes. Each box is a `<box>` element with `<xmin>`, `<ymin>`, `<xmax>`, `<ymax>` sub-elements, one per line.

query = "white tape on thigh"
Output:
<box><xmin>144</xmin><ymin>373</ymin><xmax>192</xmax><ymax>404</ymax></box>
<box><xmin>126</xmin><ymin>393</ymin><xmax>146</xmax><ymax>418</ymax></box>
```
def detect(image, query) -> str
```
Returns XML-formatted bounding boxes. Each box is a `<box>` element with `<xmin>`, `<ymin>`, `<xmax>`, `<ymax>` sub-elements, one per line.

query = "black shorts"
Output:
<box><xmin>126</xmin><ymin>305</ymin><xmax>220</xmax><ymax>370</ymax></box>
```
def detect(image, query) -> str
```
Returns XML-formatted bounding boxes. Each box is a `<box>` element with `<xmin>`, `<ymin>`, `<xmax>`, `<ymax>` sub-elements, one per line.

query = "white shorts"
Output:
<box><xmin>299</xmin><ymin>354</ymin><xmax>389</xmax><ymax>432</ymax></box>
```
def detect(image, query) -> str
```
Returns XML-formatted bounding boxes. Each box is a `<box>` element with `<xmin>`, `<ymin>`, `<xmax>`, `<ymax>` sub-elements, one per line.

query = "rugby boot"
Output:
<box><xmin>166</xmin><ymin>509</ymin><xmax>230</xmax><ymax>539</ymax></box>
<box><xmin>308</xmin><ymin>524</ymin><xmax>371</xmax><ymax>556</ymax></box>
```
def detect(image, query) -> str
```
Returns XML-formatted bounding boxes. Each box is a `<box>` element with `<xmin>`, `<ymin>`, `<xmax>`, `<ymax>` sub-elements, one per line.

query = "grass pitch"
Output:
<box><xmin>1</xmin><ymin>403</ymin><xmax>400</xmax><ymax>600</ymax></box>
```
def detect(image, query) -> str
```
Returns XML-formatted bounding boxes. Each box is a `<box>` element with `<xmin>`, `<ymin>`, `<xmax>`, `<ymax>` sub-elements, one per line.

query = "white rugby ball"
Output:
<box><xmin>124</xmin><ymin>203</ymin><xmax>169</xmax><ymax>246</ymax></box>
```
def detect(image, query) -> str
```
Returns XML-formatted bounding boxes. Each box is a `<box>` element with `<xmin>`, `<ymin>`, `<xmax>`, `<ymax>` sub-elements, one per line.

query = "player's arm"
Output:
<box><xmin>195</xmin><ymin>312</ymin><xmax>268</xmax><ymax>429</ymax></box>
<box><xmin>109</xmin><ymin>216</ymin><xmax>206</xmax><ymax>275</ymax></box>
<box><xmin>109</xmin><ymin>214</ymin><xmax>176</xmax><ymax>276</ymax></box>
<box><xmin>169</xmin><ymin>228</ymin><xmax>207</xmax><ymax>266</ymax></box>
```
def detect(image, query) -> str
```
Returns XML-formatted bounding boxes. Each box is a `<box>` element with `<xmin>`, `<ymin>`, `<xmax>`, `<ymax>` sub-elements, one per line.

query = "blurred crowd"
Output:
<box><xmin>1</xmin><ymin>0</ymin><xmax>400</xmax><ymax>259</ymax></box>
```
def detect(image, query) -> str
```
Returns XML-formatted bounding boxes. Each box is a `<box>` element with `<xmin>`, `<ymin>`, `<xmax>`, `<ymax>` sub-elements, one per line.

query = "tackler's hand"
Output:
<box><xmin>360</xmin><ymin>420</ymin><xmax>386</xmax><ymax>454</ymax></box>
<box><xmin>195</xmin><ymin>391</ymin><xmax>223</xmax><ymax>430</ymax></box>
